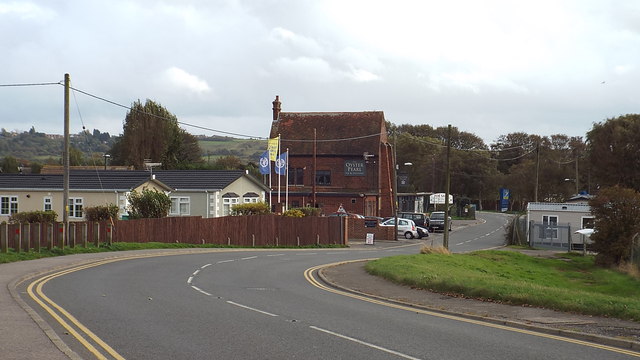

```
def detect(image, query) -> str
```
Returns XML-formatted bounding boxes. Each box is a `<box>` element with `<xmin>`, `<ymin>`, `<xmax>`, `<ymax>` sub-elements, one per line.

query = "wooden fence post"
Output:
<box><xmin>94</xmin><ymin>222</ymin><xmax>100</xmax><ymax>247</ymax></box>
<box><xmin>82</xmin><ymin>222</ymin><xmax>88</xmax><ymax>248</ymax></box>
<box><xmin>47</xmin><ymin>223</ymin><xmax>53</xmax><ymax>250</ymax></box>
<box><xmin>24</xmin><ymin>223</ymin><xmax>30</xmax><ymax>253</ymax></box>
<box><xmin>35</xmin><ymin>223</ymin><xmax>41</xmax><ymax>253</ymax></box>
<box><xmin>69</xmin><ymin>223</ymin><xmax>75</xmax><ymax>249</ymax></box>
<box><xmin>252</xmin><ymin>234</ymin><xmax>255</xmax><ymax>247</ymax></box>
<box><xmin>107</xmin><ymin>223</ymin><xmax>113</xmax><ymax>246</ymax></box>
<box><xmin>16</xmin><ymin>224</ymin><xmax>21</xmax><ymax>253</ymax></box>
<box><xmin>59</xmin><ymin>222</ymin><xmax>65</xmax><ymax>250</ymax></box>
<box><xmin>1</xmin><ymin>222</ymin><xmax>7</xmax><ymax>253</ymax></box>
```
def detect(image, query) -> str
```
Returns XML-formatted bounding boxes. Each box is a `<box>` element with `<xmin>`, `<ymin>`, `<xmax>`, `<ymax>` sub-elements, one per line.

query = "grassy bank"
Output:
<box><xmin>0</xmin><ymin>242</ymin><xmax>345</xmax><ymax>264</ymax></box>
<box><xmin>365</xmin><ymin>250</ymin><xmax>640</xmax><ymax>321</ymax></box>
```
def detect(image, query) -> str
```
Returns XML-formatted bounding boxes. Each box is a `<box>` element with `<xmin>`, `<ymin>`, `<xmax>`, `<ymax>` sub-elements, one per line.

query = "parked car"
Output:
<box><xmin>328</xmin><ymin>212</ymin><xmax>365</xmax><ymax>218</ymax></box>
<box><xmin>429</xmin><ymin>211</ymin><xmax>452</xmax><ymax>232</ymax></box>
<box><xmin>416</xmin><ymin>226</ymin><xmax>430</xmax><ymax>238</ymax></box>
<box><xmin>380</xmin><ymin>218</ymin><xmax>419</xmax><ymax>239</ymax></box>
<box><xmin>397</xmin><ymin>212</ymin><xmax>430</xmax><ymax>228</ymax></box>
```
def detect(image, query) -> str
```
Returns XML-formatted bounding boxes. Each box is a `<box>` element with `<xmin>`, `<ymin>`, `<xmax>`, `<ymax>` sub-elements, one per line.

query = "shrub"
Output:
<box><xmin>589</xmin><ymin>186</ymin><xmax>640</xmax><ymax>266</ymax></box>
<box><xmin>127</xmin><ymin>189</ymin><xmax>172</xmax><ymax>219</ymax></box>
<box><xmin>230</xmin><ymin>202</ymin><xmax>271</xmax><ymax>216</ymax></box>
<box><xmin>84</xmin><ymin>204</ymin><xmax>119</xmax><ymax>221</ymax></box>
<box><xmin>9</xmin><ymin>210</ymin><xmax>58</xmax><ymax>223</ymax></box>
<box><xmin>283</xmin><ymin>209</ymin><xmax>304</xmax><ymax>217</ymax></box>
<box><xmin>293</xmin><ymin>207</ymin><xmax>321</xmax><ymax>217</ymax></box>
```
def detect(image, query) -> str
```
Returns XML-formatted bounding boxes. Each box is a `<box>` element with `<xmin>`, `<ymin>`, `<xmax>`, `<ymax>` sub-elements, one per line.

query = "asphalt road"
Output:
<box><xmin>20</xmin><ymin>212</ymin><xmax>637</xmax><ymax>359</ymax></box>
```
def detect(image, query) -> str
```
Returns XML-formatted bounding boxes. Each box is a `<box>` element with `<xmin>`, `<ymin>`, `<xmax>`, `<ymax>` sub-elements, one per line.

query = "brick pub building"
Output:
<box><xmin>269</xmin><ymin>96</ymin><xmax>395</xmax><ymax>217</ymax></box>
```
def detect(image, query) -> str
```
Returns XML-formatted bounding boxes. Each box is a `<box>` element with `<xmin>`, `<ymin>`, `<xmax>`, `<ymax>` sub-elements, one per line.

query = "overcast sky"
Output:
<box><xmin>1</xmin><ymin>0</ymin><xmax>639</xmax><ymax>145</ymax></box>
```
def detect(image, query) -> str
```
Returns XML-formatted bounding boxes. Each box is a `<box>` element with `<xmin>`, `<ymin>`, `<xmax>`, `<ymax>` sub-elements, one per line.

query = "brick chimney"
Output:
<box><xmin>272</xmin><ymin>95</ymin><xmax>281</xmax><ymax>121</ymax></box>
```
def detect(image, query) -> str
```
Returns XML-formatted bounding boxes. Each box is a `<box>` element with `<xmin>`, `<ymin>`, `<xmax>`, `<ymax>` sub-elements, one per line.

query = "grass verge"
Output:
<box><xmin>365</xmin><ymin>250</ymin><xmax>640</xmax><ymax>321</ymax></box>
<box><xmin>0</xmin><ymin>242</ymin><xmax>345</xmax><ymax>264</ymax></box>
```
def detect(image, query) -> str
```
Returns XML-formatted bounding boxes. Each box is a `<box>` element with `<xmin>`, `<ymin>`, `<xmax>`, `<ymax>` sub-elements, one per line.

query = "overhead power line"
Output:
<box><xmin>0</xmin><ymin>81</ymin><xmax>62</xmax><ymax>87</ymax></box>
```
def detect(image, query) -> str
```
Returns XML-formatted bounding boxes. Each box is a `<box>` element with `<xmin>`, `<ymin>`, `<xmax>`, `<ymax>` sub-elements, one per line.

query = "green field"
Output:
<box><xmin>365</xmin><ymin>250</ymin><xmax>640</xmax><ymax>321</ymax></box>
<box><xmin>198</xmin><ymin>138</ymin><xmax>266</xmax><ymax>164</ymax></box>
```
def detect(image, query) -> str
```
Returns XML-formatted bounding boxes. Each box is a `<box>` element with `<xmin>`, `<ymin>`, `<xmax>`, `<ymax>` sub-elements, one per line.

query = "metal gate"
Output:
<box><xmin>529</xmin><ymin>221</ymin><xmax>574</xmax><ymax>250</ymax></box>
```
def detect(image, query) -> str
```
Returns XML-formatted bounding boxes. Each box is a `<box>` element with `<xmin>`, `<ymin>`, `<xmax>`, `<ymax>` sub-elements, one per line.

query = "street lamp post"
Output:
<box><xmin>103</xmin><ymin>154</ymin><xmax>111</xmax><ymax>170</ymax></box>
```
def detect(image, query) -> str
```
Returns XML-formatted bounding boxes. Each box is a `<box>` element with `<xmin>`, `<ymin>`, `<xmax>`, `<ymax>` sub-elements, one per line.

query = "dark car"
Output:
<box><xmin>397</xmin><ymin>212</ymin><xmax>430</xmax><ymax>227</ymax></box>
<box><xmin>429</xmin><ymin>211</ymin><xmax>452</xmax><ymax>232</ymax></box>
<box><xmin>416</xmin><ymin>226</ymin><xmax>430</xmax><ymax>238</ymax></box>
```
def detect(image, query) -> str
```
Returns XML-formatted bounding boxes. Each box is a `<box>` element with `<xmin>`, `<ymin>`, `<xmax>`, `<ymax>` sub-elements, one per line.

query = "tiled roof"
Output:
<box><xmin>153</xmin><ymin>170</ymin><xmax>246</xmax><ymax>190</ymax></box>
<box><xmin>0</xmin><ymin>170</ymin><xmax>253</xmax><ymax>191</ymax></box>
<box><xmin>270</xmin><ymin>112</ymin><xmax>388</xmax><ymax>156</ymax></box>
<box><xmin>0</xmin><ymin>172</ymin><xmax>150</xmax><ymax>191</ymax></box>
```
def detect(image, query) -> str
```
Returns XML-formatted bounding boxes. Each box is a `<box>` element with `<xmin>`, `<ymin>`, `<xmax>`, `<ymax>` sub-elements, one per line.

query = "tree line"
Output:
<box><xmin>391</xmin><ymin>114</ymin><xmax>640</xmax><ymax>210</ymax></box>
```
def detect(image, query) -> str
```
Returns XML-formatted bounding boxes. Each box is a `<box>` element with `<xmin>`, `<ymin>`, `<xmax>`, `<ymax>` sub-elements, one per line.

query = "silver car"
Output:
<box><xmin>380</xmin><ymin>218</ymin><xmax>419</xmax><ymax>239</ymax></box>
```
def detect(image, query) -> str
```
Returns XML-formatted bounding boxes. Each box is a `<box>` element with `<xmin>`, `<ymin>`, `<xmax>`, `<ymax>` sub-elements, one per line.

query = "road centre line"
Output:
<box><xmin>267</xmin><ymin>253</ymin><xmax>285</xmax><ymax>257</ymax></box>
<box><xmin>226</xmin><ymin>301</ymin><xmax>279</xmax><ymax>317</ymax></box>
<box><xmin>217</xmin><ymin>259</ymin><xmax>234</xmax><ymax>264</ymax></box>
<box><xmin>309</xmin><ymin>326</ymin><xmax>422</xmax><ymax>360</ymax></box>
<box><xmin>191</xmin><ymin>286</ymin><xmax>212</xmax><ymax>297</ymax></box>
<box><xmin>241</xmin><ymin>256</ymin><xmax>258</xmax><ymax>260</ymax></box>
<box><xmin>201</xmin><ymin>263</ymin><xmax>212</xmax><ymax>268</ymax></box>
<box><xmin>304</xmin><ymin>261</ymin><xmax>640</xmax><ymax>358</ymax></box>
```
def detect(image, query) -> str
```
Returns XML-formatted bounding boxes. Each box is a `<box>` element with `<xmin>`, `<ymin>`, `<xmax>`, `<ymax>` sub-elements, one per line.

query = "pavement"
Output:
<box><xmin>2</xmin><ymin>243</ymin><xmax>639</xmax><ymax>360</ymax></box>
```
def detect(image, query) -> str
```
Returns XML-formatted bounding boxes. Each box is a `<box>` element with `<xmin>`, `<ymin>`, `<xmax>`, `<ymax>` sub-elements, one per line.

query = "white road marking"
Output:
<box><xmin>217</xmin><ymin>259</ymin><xmax>234</xmax><ymax>264</ymax></box>
<box><xmin>191</xmin><ymin>286</ymin><xmax>212</xmax><ymax>296</ymax></box>
<box><xmin>192</xmin><ymin>270</ymin><xmax>200</xmax><ymax>276</ymax></box>
<box><xmin>296</xmin><ymin>253</ymin><xmax>317</xmax><ymax>255</ymax></box>
<box><xmin>241</xmin><ymin>256</ymin><xmax>258</xmax><ymax>260</ymax></box>
<box><xmin>267</xmin><ymin>254</ymin><xmax>285</xmax><ymax>257</ymax></box>
<box><xmin>187</xmin><ymin>276</ymin><xmax>193</xmax><ymax>284</ymax></box>
<box><xmin>309</xmin><ymin>326</ymin><xmax>422</xmax><ymax>360</ymax></box>
<box><xmin>226</xmin><ymin>301</ymin><xmax>278</xmax><ymax>317</ymax></box>
<box><xmin>201</xmin><ymin>263</ymin><xmax>212</xmax><ymax>269</ymax></box>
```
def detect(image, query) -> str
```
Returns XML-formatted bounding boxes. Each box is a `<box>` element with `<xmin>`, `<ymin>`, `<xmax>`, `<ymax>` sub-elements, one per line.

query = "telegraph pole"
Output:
<box><xmin>443</xmin><ymin>124</ymin><xmax>451</xmax><ymax>249</ymax></box>
<box><xmin>534</xmin><ymin>141</ymin><xmax>540</xmax><ymax>202</ymax></box>
<box><xmin>63</xmin><ymin>74</ymin><xmax>70</xmax><ymax>247</ymax></box>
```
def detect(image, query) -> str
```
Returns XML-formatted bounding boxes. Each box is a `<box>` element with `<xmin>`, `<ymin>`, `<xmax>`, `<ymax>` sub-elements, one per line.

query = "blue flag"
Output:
<box><xmin>275</xmin><ymin>151</ymin><xmax>287</xmax><ymax>175</ymax></box>
<box><xmin>259</xmin><ymin>151</ymin><xmax>270</xmax><ymax>175</ymax></box>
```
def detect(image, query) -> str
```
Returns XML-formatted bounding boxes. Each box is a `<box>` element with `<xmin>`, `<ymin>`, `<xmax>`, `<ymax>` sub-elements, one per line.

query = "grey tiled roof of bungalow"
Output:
<box><xmin>0</xmin><ymin>170</ymin><xmax>252</xmax><ymax>191</ymax></box>
<box><xmin>150</xmin><ymin>170</ymin><xmax>248</xmax><ymax>190</ymax></box>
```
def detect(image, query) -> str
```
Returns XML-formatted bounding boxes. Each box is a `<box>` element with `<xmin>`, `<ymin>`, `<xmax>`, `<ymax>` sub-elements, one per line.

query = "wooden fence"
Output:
<box><xmin>0</xmin><ymin>215</ymin><xmax>347</xmax><ymax>252</ymax></box>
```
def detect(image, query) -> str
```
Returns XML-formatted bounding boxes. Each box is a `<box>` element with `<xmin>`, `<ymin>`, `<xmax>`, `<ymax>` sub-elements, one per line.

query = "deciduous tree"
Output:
<box><xmin>111</xmin><ymin>99</ymin><xmax>202</xmax><ymax>169</ymax></box>
<box><xmin>586</xmin><ymin>114</ymin><xmax>640</xmax><ymax>191</ymax></box>
<box><xmin>589</xmin><ymin>186</ymin><xmax>640</xmax><ymax>266</ymax></box>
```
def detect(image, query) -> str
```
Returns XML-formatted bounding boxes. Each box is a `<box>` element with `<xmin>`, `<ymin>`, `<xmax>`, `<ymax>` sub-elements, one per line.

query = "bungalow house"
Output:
<box><xmin>268</xmin><ymin>96</ymin><xmax>395</xmax><ymax>217</ymax></box>
<box><xmin>526</xmin><ymin>194</ymin><xmax>594</xmax><ymax>250</ymax></box>
<box><xmin>0</xmin><ymin>170</ymin><xmax>269</xmax><ymax>222</ymax></box>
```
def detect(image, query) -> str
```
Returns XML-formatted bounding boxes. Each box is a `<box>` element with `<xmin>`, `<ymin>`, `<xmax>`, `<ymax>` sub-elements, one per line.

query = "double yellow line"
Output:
<box><xmin>26</xmin><ymin>250</ymin><xmax>214</xmax><ymax>360</ymax></box>
<box><xmin>27</xmin><ymin>257</ymin><xmax>129</xmax><ymax>360</ymax></box>
<box><xmin>305</xmin><ymin>260</ymin><xmax>640</xmax><ymax>358</ymax></box>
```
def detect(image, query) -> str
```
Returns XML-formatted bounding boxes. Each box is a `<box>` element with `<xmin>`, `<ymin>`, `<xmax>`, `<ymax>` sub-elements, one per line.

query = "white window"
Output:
<box><xmin>43</xmin><ymin>196</ymin><xmax>52</xmax><ymax>211</ymax></box>
<box><xmin>244</xmin><ymin>197</ymin><xmax>258</xmax><ymax>203</ymax></box>
<box><xmin>581</xmin><ymin>216</ymin><xmax>595</xmax><ymax>229</ymax></box>
<box><xmin>542</xmin><ymin>215</ymin><xmax>558</xmax><ymax>239</ymax></box>
<box><xmin>170</xmin><ymin>196</ymin><xmax>190</xmax><ymax>216</ymax></box>
<box><xmin>223</xmin><ymin>197</ymin><xmax>239</xmax><ymax>215</ymax></box>
<box><xmin>68</xmin><ymin>198</ymin><xmax>83</xmax><ymax>218</ymax></box>
<box><xmin>1</xmin><ymin>196</ymin><xmax>18</xmax><ymax>216</ymax></box>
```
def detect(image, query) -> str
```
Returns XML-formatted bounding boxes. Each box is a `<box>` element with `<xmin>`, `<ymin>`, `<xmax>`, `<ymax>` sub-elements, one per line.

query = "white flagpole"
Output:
<box><xmin>277</xmin><ymin>134</ymin><xmax>281</xmax><ymax>205</ymax></box>
<box><xmin>285</xmin><ymin>147</ymin><xmax>289</xmax><ymax>212</ymax></box>
<box><xmin>268</xmin><ymin>167</ymin><xmax>272</xmax><ymax>207</ymax></box>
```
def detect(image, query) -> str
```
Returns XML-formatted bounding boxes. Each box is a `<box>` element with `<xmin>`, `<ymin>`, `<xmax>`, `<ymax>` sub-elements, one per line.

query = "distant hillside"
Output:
<box><xmin>198</xmin><ymin>137</ymin><xmax>266</xmax><ymax>164</ymax></box>
<box><xmin>0</xmin><ymin>128</ymin><xmax>115</xmax><ymax>163</ymax></box>
<box><xmin>0</xmin><ymin>128</ymin><xmax>266</xmax><ymax>166</ymax></box>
